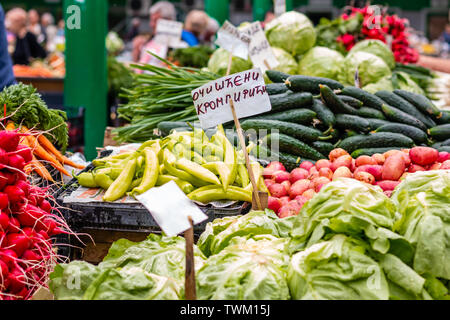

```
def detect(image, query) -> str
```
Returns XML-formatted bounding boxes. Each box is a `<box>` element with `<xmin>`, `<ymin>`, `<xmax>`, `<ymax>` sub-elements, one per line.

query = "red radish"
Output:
<box><xmin>3</xmin><ymin>172</ymin><xmax>17</xmax><ymax>185</ymax></box>
<box><xmin>318</xmin><ymin>167</ymin><xmax>333</xmax><ymax>179</ymax></box>
<box><xmin>37</xmin><ymin>230</ymin><xmax>49</xmax><ymax>240</ymax></box>
<box><xmin>302</xmin><ymin>189</ymin><xmax>316</xmax><ymax>200</ymax></box>
<box><xmin>316</xmin><ymin>159</ymin><xmax>332</xmax><ymax>170</ymax></box>
<box><xmin>264</xmin><ymin>179</ymin><xmax>275</xmax><ymax>188</ymax></box>
<box><xmin>372</xmin><ymin>153</ymin><xmax>385</xmax><ymax>165</ymax></box>
<box><xmin>294</xmin><ymin>195</ymin><xmax>308</xmax><ymax>207</ymax></box>
<box><xmin>268</xmin><ymin>196</ymin><xmax>282</xmax><ymax>213</ymax></box>
<box><xmin>15</xmin><ymin>145</ymin><xmax>32</xmax><ymax>163</ymax></box>
<box><xmin>408</xmin><ymin>164</ymin><xmax>426</xmax><ymax>173</ymax></box>
<box><xmin>0</xmin><ymin>192</ymin><xmax>8</xmax><ymax>210</ymax></box>
<box><xmin>330</xmin><ymin>155</ymin><xmax>353</xmax><ymax>172</ymax></box>
<box><xmin>272</xmin><ymin>170</ymin><xmax>290</xmax><ymax>183</ymax></box>
<box><xmin>278</xmin><ymin>201</ymin><xmax>302</xmax><ymax>218</ymax></box>
<box><xmin>0</xmin><ymin>131</ymin><xmax>23</xmax><ymax>152</ymax></box>
<box><xmin>0</xmin><ymin>249</ymin><xmax>18</xmax><ymax>268</ymax></box>
<box><xmin>354</xmin><ymin>171</ymin><xmax>375</xmax><ymax>185</ymax></box>
<box><xmin>6</xmin><ymin>233</ymin><xmax>31</xmax><ymax>257</ymax></box>
<box><xmin>4</xmin><ymin>185</ymin><xmax>25</xmax><ymax>203</ymax></box>
<box><xmin>0</xmin><ymin>260</ymin><xmax>8</xmax><ymax>278</ymax></box>
<box><xmin>279</xmin><ymin>196</ymin><xmax>290</xmax><ymax>207</ymax></box>
<box><xmin>0</xmin><ymin>172</ymin><xmax>7</xmax><ymax>190</ymax></box>
<box><xmin>376</xmin><ymin>180</ymin><xmax>401</xmax><ymax>192</ymax></box>
<box><xmin>355</xmin><ymin>155</ymin><xmax>377</xmax><ymax>167</ymax></box>
<box><xmin>299</xmin><ymin>161</ymin><xmax>314</xmax><ymax>171</ymax></box>
<box><xmin>441</xmin><ymin>160</ymin><xmax>450</xmax><ymax>170</ymax></box>
<box><xmin>7</xmin><ymin>217</ymin><xmax>21</xmax><ymax>233</ymax></box>
<box><xmin>0</xmin><ymin>211</ymin><xmax>10</xmax><ymax>231</ymax></box>
<box><xmin>289</xmin><ymin>168</ymin><xmax>309</xmax><ymax>183</ymax></box>
<box><xmin>382</xmin><ymin>154</ymin><xmax>406</xmax><ymax>181</ymax></box>
<box><xmin>332</xmin><ymin>166</ymin><xmax>353</xmax><ymax>180</ymax></box>
<box><xmin>311</xmin><ymin>177</ymin><xmax>331</xmax><ymax>192</ymax></box>
<box><xmin>21</xmin><ymin>250</ymin><xmax>41</xmax><ymax>261</ymax></box>
<box><xmin>268</xmin><ymin>183</ymin><xmax>288</xmax><ymax>198</ymax></box>
<box><xmin>308</xmin><ymin>167</ymin><xmax>319</xmax><ymax>179</ymax></box>
<box><xmin>0</xmin><ymin>148</ymin><xmax>8</xmax><ymax>169</ymax></box>
<box><xmin>7</xmin><ymin>154</ymin><xmax>25</xmax><ymax>171</ymax></box>
<box><xmin>409</xmin><ymin>147</ymin><xmax>439</xmax><ymax>166</ymax></box>
<box><xmin>429</xmin><ymin>163</ymin><xmax>442</xmax><ymax>171</ymax></box>
<box><xmin>354</xmin><ymin>165</ymin><xmax>383</xmax><ymax>181</ymax></box>
<box><xmin>40</xmin><ymin>200</ymin><xmax>52</xmax><ymax>213</ymax></box>
<box><xmin>15</xmin><ymin>180</ymin><xmax>29</xmax><ymax>197</ymax></box>
<box><xmin>290</xmin><ymin>179</ymin><xmax>311</xmax><ymax>198</ymax></box>
<box><xmin>6</xmin><ymin>268</ymin><xmax>25</xmax><ymax>293</ymax></box>
<box><xmin>280</xmin><ymin>180</ymin><xmax>291</xmax><ymax>194</ymax></box>
<box><xmin>263</xmin><ymin>162</ymin><xmax>286</xmax><ymax>178</ymax></box>
<box><xmin>329</xmin><ymin>148</ymin><xmax>349</xmax><ymax>162</ymax></box>
<box><xmin>437</xmin><ymin>152</ymin><xmax>450</xmax><ymax>163</ymax></box>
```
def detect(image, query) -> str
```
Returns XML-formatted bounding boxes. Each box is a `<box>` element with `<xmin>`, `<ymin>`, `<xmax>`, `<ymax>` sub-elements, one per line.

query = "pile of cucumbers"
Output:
<box><xmin>243</xmin><ymin>70</ymin><xmax>450</xmax><ymax>169</ymax></box>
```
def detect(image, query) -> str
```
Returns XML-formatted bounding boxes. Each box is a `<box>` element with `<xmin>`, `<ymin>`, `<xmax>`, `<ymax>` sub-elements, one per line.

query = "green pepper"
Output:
<box><xmin>205</xmin><ymin>155</ymin><xmax>222</xmax><ymax>163</ymax></box>
<box><xmin>214</xmin><ymin>132</ymin><xmax>237</xmax><ymax>188</ymax></box>
<box><xmin>94</xmin><ymin>172</ymin><xmax>114</xmax><ymax>190</ymax></box>
<box><xmin>128</xmin><ymin>178</ymin><xmax>143</xmax><ymax>192</ymax></box>
<box><xmin>103</xmin><ymin>157</ymin><xmax>137</xmax><ymax>202</ymax></box>
<box><xmin>163</xmin><ymin>149</ymin><xmax>208</xmax><ymax>187</ymax></box>
<box><xmin>237</xmin><ymin>163</ymin><xmax>250</xmax><ymax>188</ymax></box>
<box><xmin>258</xmin><ymin>176</ymin><xmax>270</xmax><ymax>195</ymax></box>
<box><xmin>76</xmin><ymin>172</ymin><xmax>99</xmax><ymax>188</ymax></box>
<box><xmin>156</xmin><ymin>175</ymin><xmax>194</xmax><ymax>194</ymax></box>
<box><xmin>187</xmin><ymin>186</ymin><xmax>252</xmax><ymax>203</ymax></box>
<box><xmin>202</xmin><ymin>161</ymin><xmax>231</xmax><ymax>190</ymax></box>
<box><xmin>137</xmin><ymin>140</ymin><xmax>157</xmax><ymax>152</ymax></box>
<box><xmin>176</xmin><ymin>158</ymin><xmax>221</xmax><ymax>185</ymax></box>
<box><xmin>92</xmin><ymin>152</ymin><xmax>133</xmax><ymax>167</ymax></box>
<box><xmin>130</xmin><ymin>148</ymin><xmax>159</xmax><ymax>196</ymax></box>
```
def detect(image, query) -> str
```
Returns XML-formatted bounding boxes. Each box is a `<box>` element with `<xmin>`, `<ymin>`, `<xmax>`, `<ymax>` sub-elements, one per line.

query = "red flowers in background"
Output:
<box><xmin>336</xmin><ymin>6</ymin><xmax>419</xmax><ymax>64</ymax></box>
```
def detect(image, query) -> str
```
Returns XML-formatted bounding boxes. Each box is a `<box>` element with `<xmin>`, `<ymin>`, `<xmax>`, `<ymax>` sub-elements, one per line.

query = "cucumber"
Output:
<box><xmin>286</xmin><ymin>75</ymin><xmax>344</xmax><ymax>94</ymax></box>
<box><xmin>263</xmin><ymin>133</ymin><xmax>325</xmax><ymax>161</ymax></box>
<box><xmin>340</xmin><ymin>86</ymin><xmax>385</xmax><ymax>110</ymax></box>
<box><xmin>381</xmin><ymin>104</ymin><xmax>428</xmax><ymax>132</ymax></box>
<box><xmin>351</xmin><ymin>147</ymin><xmax>402</xmax><ymax>158</ymax></box>
<box><xmin>241</xmin><ymin>119</ymin><xmax>329</xmax><ymax>142</ymax></box>
<box><xmin>328</xmin><ymin>128</ymin><xmax>341</xmax><ymax>143</ymax></box>
<box><xmin>355</xmin><ymin>107</ymin><xmax>386</xmax><ymax>120</ymax></box>
<box><xmin>270</xmin><ymin>92</ymin><xmax>313</xmax><ymax>113</ymax></box>
<box><xmin>266</xmin><ymin>83</ymin><xmax>289</xmax><ymax>95</ymax></box>
<box><xmin>252</xmin><ymin>108</ymin><xmax>316</xmax><ymax>125</ymax></box>
<box><xmin>266</xmin><ymin>70</ymin><xmax>291</xmax><ymax>83</ymax></box>
<box><xmin>158</xmin><ymin>121</ymin><xmax>200</xmax><ymax>136</ymax></box>
<box><xmin>375</xmin><ymin>90</ymin><xmax>436</xmax><ymax>128</ymax></box>
<box><xmin>343</xmin><ymin>129</ymin><xmax>359</xmax><ymax>138</ymax></box>
<box><xmin>367</xmin><ymin>118</ymin><xmax>391</xmax><ymax>130</ymax></box>
<box><xmin>437</xmin><ymin>111</ymin><xmax>450</xmax><ymax>125</ymax></box>
<box><xmin>311</xmin><ymin>141</ymin><xmax>334</xmax><ymax>157</ymax></box>
<box><xmin>375</xmin><ymin>123</ymin><xmax>429</xmax><ymax>145</ymax></box>
<box><xmin>438</xmin><ymin>146</ymin><xmax>450</xmax><ymax>153</ymax></box>
<box><xmin>335</xmin><ymin>114</ymin><xmax>370</xmax><ymax>133</ymax></box>
<box><xmin>393</xmin><ymin>89</ymin><xmax>442</xmax><ymax>119</ymax></box>
<box><xmin>338</xmin><ymin>95</ymin><xmax>364</xmax><ymax>108</ymax></box>
<box><xmin>320</xmin><ymin>85</ymin><xmax>359</xmax><ymax>115</ymax></box>
<box><xmin>309</xmin><ymin>99</ymin><xmax>336</xmax><ymax>129</ymax></box>
<box><xmin>338</xmin><ymin>132</ymin><xmax>415</xmax><ymax>153</ymax></box>
<box><xmin>253</xmin><ymin>144</ymin><xmax>304</xmax><ymax>172</ymax></box>
<box><xmin>439</xmin><ymin>138</ymin><xmax>450</xmax><ymax>147</ymax></box>
<box><xmin>428</xmin><ymin>124</ymin><xmax>450</xmax><ymax>141</ymax></box>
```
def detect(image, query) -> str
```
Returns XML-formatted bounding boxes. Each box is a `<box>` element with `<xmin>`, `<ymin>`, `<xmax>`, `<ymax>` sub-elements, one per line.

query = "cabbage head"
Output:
<box><xmin>207</xmin><ymin>48</ymin><xmax>253</xmax><ymax>76</ymax></box>
<box><xmin>298</xmin><ymin>46</ymin><xmax>344</xmax><ymax>79</ymax></box>
<box><xmin>338</xmin><ymin>51</ymin><xmax>392</xmax><ymax>87</ymax></box>
<box><xmin>349</xmin><ymin>39</ymin><xmax>395</xmax><ymax>69</ymax></box>
<box><xmin>394</xmin><ymin>71</ymin><xmax>425</xmax><ymax>95</ymax></box>
<box><xmin>363</xmin><ymin>75</ymin><xmax>394</xmax><ymax>94</ymax></box>
<box><xmin>271</xmin><ymin>47</ymin><xmax>298</xmax><ymax>75</ymax></box>
<box><xmin>265</xmin><ymin>11</ymin><xmax>316</xmax><ymax>56</ymax></box>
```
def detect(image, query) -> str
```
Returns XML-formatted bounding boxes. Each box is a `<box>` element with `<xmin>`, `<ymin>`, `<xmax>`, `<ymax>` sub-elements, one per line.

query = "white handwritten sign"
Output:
<box><xmin>215</xmin><ymin>21</ymin><xmax>251</xmax><ymax>60</ymax></box>
<box><xmin>191</xmin><ymin>68</ymin><xmax>271</xmax><ymax>129</ymax></box>
<box><xmin>241</xmin><ymin>22</ymin><xmax>279</xmax><ymax>73</ymax></box>
<box><xmin>274</xmin><ymin>0</ymin><xmax>286</xmax><ymax>17</ymax></box>
<box><xmin>135</xmin><ymin>181</ymin><xmax>208</xmax><ymax>237</ymax></box>
<box><xmin>154</xmin><ymin>19</ymin><xmax>184</xmax><ymax>48</ymax></box>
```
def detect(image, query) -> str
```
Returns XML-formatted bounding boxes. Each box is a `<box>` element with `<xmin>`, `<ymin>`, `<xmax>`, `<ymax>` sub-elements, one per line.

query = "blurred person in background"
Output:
<box><xmin>0</xmin><ymin>3</ymin><xmax>15</xmax><ymax>89</ymax></box>
<box><xmin>134</xmin><ymin>1</ymin><xmax>177</xmax><ymax>66</ymax></box>
<box><xmin>41</xmin><ymin>12</ymin><xmax>57</xmax><ymax>52</ymax></box>
<box><xmin>199</xmin><ymin>16</ymin><xmax>219</xmax><ymax>46</ymax></box>
<box><xmin>440</xmin><ymin>23</ymin><xmax>450</xmax><ymax>46</ymax></box>
<box><xmin>27</xmin><ymin>9</ymin><xmax>44</xmax><ymax>44</ymax></box>
<box><xmin>56</xmin><ymin>19</ymin><xmax>65</xmax><ymax>37</ymax></box>
<box><xmin>262</xmin><ymin>11</ymin><xmax>275</xmax><ymax>28</ymax></box>
<box><xmin>182</xmin><ymin>10</ymin><xmax>209</xmax><ymax>47</ymax></box>
<box><xmin>126</xmin><ymin>17</ymin><xmax>141</xmax><ymax>41</ymax></box>
<box><xmin>6</xmin><ymin>8</ymin><xmax>47</xmax><ymax>65</ymax></box>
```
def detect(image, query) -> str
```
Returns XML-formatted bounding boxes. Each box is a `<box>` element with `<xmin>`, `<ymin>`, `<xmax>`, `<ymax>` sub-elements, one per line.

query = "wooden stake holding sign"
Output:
<box><xmin>184</xmin><ymin>216</ymin><xmax>196</xmax><ymax>300</ymax></box>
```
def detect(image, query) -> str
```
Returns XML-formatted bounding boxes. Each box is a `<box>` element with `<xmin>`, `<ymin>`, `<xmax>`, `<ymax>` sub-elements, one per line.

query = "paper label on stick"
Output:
<box><xmin>215</xmin><ymin>21</ymin><xmax>251</xmax><ymax>60</ymax></box>
<box><xmin>135</xmin><ymin>181</ymin><xmax>208</xmax><ymax>237</ymax></box>
<box><xmin>191</xmin><ymin>68</ymin><xmax>272</xmax><ymax>129</ymax></box>
<box><xmin>274</xmin><ymin>0</ymin><xmax>286</xmax><ymax>17</ymax></box>
<box><xmin>241</xmin><ymin>22</ymin><xmax>279</xmax><ymax>73</ymax></box>
<box><xmin>154</xmin><ymin>19</ymin><xmax>184</xmax><ymax>48</ymax></box>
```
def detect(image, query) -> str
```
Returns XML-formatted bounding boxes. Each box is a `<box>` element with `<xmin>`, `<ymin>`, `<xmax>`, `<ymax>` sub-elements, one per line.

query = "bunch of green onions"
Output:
<box><xmin>114</xmin><ymin>53</ymin><xmax>219</xmax><ymax>143</ymax></box>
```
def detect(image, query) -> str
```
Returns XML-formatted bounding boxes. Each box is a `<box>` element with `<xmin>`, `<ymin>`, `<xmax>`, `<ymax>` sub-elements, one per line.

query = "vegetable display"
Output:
<box><xmin>0</xmin><ymin>129</ymin><xmax>71</xmax><ymax>300</ymax></box>
<box><xmin>76</xmin><ymin>126</ymin><xmax>265</xmax><ymax>204</ymax></box>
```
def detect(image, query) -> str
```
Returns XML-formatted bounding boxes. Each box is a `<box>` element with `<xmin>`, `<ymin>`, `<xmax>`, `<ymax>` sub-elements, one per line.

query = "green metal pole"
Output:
<box><xmin>205</xmin><ymin>0</ymin><xmax>229</xmax><ymax>25</ymax></box>
<box><xmin>253</xmin><ymin>0</ymin><xmax>272</xmax><ymax>21</ymax></box>
<box><xmin>286</xmin><ymin>0</ymin><xmax>294</xmax><ymax>11</ymax></box>
<box><xmin>63</xmin><ymin>0</ymin><xmax>108</xmax><ymax>161</ymax></box>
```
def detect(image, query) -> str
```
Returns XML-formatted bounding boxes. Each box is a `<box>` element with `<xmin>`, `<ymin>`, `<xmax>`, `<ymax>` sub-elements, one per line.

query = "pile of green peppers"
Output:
<box><xmin>76</xmin><ymin>126</ymin><xmax>269</xmax><ymax>203</ymax></box>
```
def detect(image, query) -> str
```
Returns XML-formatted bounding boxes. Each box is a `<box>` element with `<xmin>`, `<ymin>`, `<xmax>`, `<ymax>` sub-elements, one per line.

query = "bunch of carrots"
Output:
<box><xmin>6</xmin><ymin>122</ymin><xmax>85</xmax><ymax>182</ymax></box>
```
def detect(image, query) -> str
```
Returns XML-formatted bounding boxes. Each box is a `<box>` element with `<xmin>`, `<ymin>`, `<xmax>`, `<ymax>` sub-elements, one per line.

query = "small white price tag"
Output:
<box><xmin>154</xmin><ymin>19</ymin><xmax>184</xmax><ymax>48</ymax></box>
<box><xmin>215</xmin><ymin>20</ymin><xmax>251</xmax><ymax>60</ymax></box>
<box><xmin>274</xmin><ymin>0</ymin><xmax>286</xmax><ymax>17</ymax></box>
<box><xmin>135</xmin><ymin>181</ymin><xmax>208</xmax><ymax>237</ymax></box>
<box><xmin>191</xmin><ymin>68</ymin><xmax>271</xmax><ymax>129</ymax></box>
<box><xmin>241</xmin><ymin>22</ymin><xmax>279</xmax><ymax>73</ymax></box>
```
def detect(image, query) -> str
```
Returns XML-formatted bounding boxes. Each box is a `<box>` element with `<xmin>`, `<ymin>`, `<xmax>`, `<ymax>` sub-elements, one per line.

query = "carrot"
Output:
<box><xmin>25</xmin><ymin>155</ymin><xmax>55</xmax><ymax>182</ymax></box>
<box><xmin>6</xmin><ymin>122</ymin><xmax>16</xmax><ymax>131</ymax></box>
<box><xmin>37</xmin><ymin>133</ymin><xmax>85</xmax><ymax>170</ymax></box>
<box><xmin>20</xmin><ymin>126</ymin><xmax>70</xmax><ymax>177</ymax></box>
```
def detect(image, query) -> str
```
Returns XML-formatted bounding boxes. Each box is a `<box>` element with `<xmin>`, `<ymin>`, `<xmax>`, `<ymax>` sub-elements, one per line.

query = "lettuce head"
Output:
<box><xmin>297</xmin><ymin>46</ymin><xmax>344</xmax><ymax>79</ymax></box>
<box><xmin>349</xmin><ymin>39</ymin><xmax>396</xmax><ymax>70</ymax></box>
<box><xmin>207</xmin><ymin>48</ymin><xmax>253</xmax><ymax>76</ymax></box>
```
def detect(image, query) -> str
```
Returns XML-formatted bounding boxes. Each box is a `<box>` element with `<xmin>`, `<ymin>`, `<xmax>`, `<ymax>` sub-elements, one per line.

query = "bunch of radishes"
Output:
<box><xmin>265</xmin><ymin>147</ymin><xmax>450</xmax><ymax>218</ymax></box>
<box><xmin>0</xmin><ymin>130</ymin><xmax>69</xmax><ymax>300</ymax></box>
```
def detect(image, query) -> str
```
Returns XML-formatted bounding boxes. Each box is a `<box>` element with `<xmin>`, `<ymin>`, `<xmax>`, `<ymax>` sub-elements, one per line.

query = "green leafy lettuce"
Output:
<box><xmin>271</xmin><ymin>47</ymin><xmax>299</xmax><ymax>75</ymax></box>
<box><xmin>265</xmin><ymin>11</ymin><xmax>316</xmax><ymax>56</ymax></box>
<box><xmin>349</xmin><ymin>39</ymin><xmax>396</xmax><ymax>70</ymax></box>
<box><xmin>297</xmin><ymin>46</ymin><xmax>344</xmax><ymax>79</ymax></box>
<box><xmin>207</xmin><ymin>48</ymin><xmax>253</xmax><ymax>76</ymax></box>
